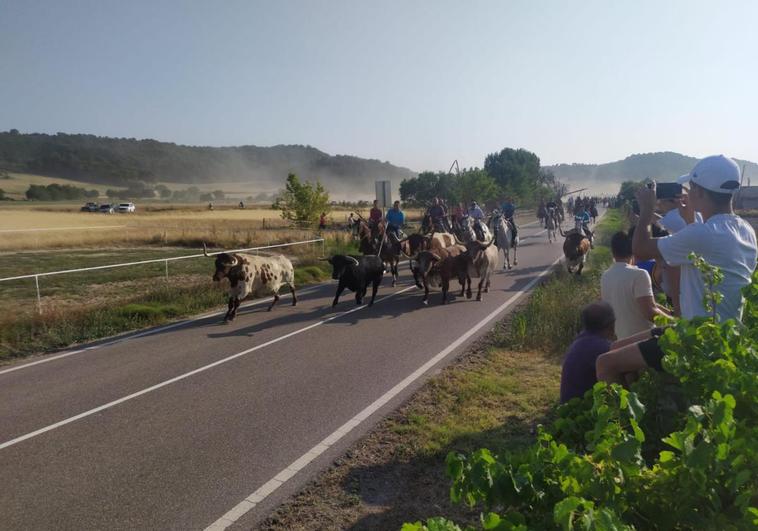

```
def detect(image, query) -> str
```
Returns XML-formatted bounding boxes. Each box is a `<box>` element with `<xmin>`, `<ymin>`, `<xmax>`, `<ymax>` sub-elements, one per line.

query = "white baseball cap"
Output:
<box><xmin>677</xmin><ymin>155</ymin><xmax>741</xmax><ymax>194</ymax></box>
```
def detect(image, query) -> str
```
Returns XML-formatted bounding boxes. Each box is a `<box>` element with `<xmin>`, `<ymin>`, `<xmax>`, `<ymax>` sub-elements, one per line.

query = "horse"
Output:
<box><xmin>357</xmin><ymin>219</ymin><xmax>404</xmax><ymax>287</ymax></box>
<box><xmin>589</xmin><ymin>204</ymin><xmax>598</xmax><ymax>224</ymax></box>
<box><xmin>488</xmin><ymin>211</ymin><xmax>516</xmax><ymax>269</ymax></box>
<box><xmin>545</xmin><ymin>207</ymin><xmax>558</xmax><ymax>243</ymax></box>
<box><xmin>459</xmin><ymin>215</ymin><xmax>492</xmax><ymax>244</ymax></box>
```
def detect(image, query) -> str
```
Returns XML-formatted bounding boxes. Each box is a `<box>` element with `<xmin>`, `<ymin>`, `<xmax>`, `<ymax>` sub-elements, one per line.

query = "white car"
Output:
<box><xmin>117</xmin><ymin>202</ymin><xmax>136</xmax><ymax>213</ymax></box>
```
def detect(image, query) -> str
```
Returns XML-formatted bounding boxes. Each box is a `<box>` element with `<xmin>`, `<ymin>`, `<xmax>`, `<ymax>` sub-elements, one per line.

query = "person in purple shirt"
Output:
<box><xmin>560</xmin><ymin>301</ymin><xmax>616</xmax><ymax>403</ymax></box>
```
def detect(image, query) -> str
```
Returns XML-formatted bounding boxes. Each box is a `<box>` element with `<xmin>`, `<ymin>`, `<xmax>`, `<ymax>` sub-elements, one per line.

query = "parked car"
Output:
<box><xmin>80</xmin><ymin>202</ymin><xmax>98</xmax><ymax>212</ymax></box>
<box><xmin>117</xmin><ymin>202</ymin><xmax>136</xmax><ymax>213</ymax></box>
<box><xmin>99</xmin><ymin>203</ymin><xmax>115</xmax><ymax>214</ymax></box>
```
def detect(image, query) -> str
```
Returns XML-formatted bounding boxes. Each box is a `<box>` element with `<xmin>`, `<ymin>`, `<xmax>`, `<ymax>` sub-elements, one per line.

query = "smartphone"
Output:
<box><xmin>656</xmin><ymin>182</ymin><xmax>682</xmax><ymax>200</ymax></box>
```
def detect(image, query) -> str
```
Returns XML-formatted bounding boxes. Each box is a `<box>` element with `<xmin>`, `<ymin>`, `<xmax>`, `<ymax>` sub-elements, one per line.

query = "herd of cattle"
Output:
<box><xmin>203</xmin><ymin>209</ymin><xmax>596</xmax><ymax>321</ymax></box>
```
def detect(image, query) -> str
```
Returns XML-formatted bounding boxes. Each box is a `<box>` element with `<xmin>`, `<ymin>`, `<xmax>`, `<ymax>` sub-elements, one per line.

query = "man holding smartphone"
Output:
<box><xmin>596</xmin><ymin>155</ymin><xmax>757</xmax><ymax>384</ymax></box>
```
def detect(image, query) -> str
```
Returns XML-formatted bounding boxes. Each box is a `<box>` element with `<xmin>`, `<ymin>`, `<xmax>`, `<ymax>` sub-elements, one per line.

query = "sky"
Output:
<box><xmin>1</xmin><ymin>0</ymin><xmax>757</xmax><ymax>172</ymax></box>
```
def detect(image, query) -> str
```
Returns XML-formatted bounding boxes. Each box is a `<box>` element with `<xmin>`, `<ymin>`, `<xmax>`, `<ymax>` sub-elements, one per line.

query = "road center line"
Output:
<box><xmin>204</xmin><ymin>253</ymin><xmax>564</xmax><ymax>530</ymax></box>
<box><xmin>0</xmin><ymin>285</ymin><xmax>325</xmax><ymax>376</ymax></box>
<box><xmin>0</xmin><ymin>284</ymin><xmax>415</xmax><ymax>451</ymax></box>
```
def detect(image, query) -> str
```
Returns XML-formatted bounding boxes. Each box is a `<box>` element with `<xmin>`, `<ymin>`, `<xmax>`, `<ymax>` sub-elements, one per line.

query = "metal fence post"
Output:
<box><xmin>34</xmin><ymin>274</ymin><xmax>42</xmax><ymax>314</ymax></box>
<box><xmin>164</xmin><ymin>259</ymin><xmax>169</xmax><ymax>282</ymax></box>
<box><xmin>321</xmin><ymin>238</ymin><xmax>326</xmax><ymax>258</ymax></box>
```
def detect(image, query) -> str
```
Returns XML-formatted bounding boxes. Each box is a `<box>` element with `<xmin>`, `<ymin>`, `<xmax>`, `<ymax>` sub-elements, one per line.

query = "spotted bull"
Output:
<box><xmin>204</xmin><ymin>243</ymin><xmax>297</xmax><ymax>322</ymax></box>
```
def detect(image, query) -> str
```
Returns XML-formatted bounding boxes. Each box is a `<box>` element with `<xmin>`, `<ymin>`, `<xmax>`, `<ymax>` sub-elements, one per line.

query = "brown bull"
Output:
<box><xmin>559</xmin><ymin>227</ymin><xmax>591</xmax><ymax>275</ymax></box>
<box><xmin>414</xmin><ymin>244</ymin><xmax>469</xmax><ymax>305</ymax></box>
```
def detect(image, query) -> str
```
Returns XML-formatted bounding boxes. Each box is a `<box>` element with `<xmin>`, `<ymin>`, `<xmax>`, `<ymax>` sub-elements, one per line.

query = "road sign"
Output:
<box><xmin>375</xmin><ymin>180</ymin><xmax>391</xmax><ymax>208</ymax></box>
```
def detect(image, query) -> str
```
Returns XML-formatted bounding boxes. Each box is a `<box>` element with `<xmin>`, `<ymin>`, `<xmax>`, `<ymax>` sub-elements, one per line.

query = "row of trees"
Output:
<box><xmin>400</xmin><ymin>148</ymin><xmax>564</xmax><ymax>207</ymax></box>
<box><xmin>25</xmin><ymin>184</ymin><xmax>99</xmax><ymax>201</ymax></box>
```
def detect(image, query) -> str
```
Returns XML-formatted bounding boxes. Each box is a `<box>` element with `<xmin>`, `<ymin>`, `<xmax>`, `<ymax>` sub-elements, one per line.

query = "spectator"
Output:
<box><xmin>318</xmin><ymin>212</ymin><xmax>327</xmax><ymax>230</ymax></box>
<box><xmin>596</xmin><ymin>155</ymin><xmax>757</xmax><ymax>384</ymax></box>
<box><xmin>560</xmin><ymin>302</ymin><xmax>616</xmax><ymax>403</ymax></box>
<box><xmin>602</xmin><ymin>231</ymin><xmax>671</xmax><ymax>340</ymax></box>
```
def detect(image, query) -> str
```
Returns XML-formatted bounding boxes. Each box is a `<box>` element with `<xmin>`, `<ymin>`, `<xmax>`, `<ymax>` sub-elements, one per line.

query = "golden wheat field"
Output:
<box><xmin>0</xmin><ymin>205</ymin><xmax>363</xmax><ymax>251</ymax></box>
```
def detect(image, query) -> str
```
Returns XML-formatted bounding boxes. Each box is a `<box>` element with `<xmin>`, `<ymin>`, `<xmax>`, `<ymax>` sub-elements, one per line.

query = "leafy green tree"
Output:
<box><xmin>618</xmin><ymin>180</ymin><xmax>643</xmax><ymax>203</ymax></box>
<box><xmin>484</xmin><ymin>148</ymin><xmax>542</xmax><ymax>202</ymax></box>
<box><xmin>272</xmin><ymin>173</ymin><xmax>330</xmax><ymax>224</ymax></box>
<box><xmin>449</xmin><ymin>168</ymin><xmax>499</xmax><ymax>205</ymax></box>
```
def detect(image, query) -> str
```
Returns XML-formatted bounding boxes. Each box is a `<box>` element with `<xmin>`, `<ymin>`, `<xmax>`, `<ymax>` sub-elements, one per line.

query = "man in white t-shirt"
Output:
<box><xmin>601</xmin><ymin>231</ymin><xmax>671</xmax><ymax>339</ymax></box>
<box><xmin>596</xmin><ymin>155</ymin><xmax>757</xmax><ymax>384</ymax></box>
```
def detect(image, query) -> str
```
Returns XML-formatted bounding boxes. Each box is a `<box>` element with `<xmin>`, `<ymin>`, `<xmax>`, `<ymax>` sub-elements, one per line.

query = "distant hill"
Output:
<box><xmin>0</xmin><ymin>131</ymin><xmax>415</xmax><ymax>195</ymax></box>
<box><xmin>545</xmin><ymin>152</ymin><xmax>758</xmax><ymax>194</ymax></box>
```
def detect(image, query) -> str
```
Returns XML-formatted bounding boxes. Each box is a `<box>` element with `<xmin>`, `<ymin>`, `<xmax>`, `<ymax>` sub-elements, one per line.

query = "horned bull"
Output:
<box><xmin>204</xmin><ymin>243</ymin><xmax>297</xmax><ymax>322</ymax></box>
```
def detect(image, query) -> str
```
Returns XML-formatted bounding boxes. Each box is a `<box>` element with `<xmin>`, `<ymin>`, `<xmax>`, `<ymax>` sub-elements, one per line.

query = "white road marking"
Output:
<box><xmin>0</xmin><ymin>285</ymin><xmax>324</xmax><ymax>376</ymax></box>
<box><xmin>204</xmin><ymin>253</ymin><xmax>564</xmax><ymax>530</ymax></box>
<box><xmin>0</xmin><ymin>220</ymin><xmax>552</xmax><ymax>376</ymax></box>
<box><xmin>0</xmin><ymin>284</ymin><xmax>415</xmax><ymax>451</ymax></box>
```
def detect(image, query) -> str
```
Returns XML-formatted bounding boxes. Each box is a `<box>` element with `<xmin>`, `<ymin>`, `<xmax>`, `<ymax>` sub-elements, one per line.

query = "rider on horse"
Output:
<box><xmin>427</xmin><ymin>197</ymin><xmax>448</xmax><ymax>233</ymax></box>
<box><xmin>385</xmin><ymin>200</ymin><xmax>405</xmax><ymax>239</ymax></box>
<box><xmin>575</xmin><ymin>205</ymin><xmax>594</xmax><ymax>248</ymax></box>
<box><xmin>467</xmin><ymin>201</ymin><xmax>486</xmax><ymax>240</ymax></box>
<box><xmin>500</xmin><ymin>197</ymin><xmax>518</xmax><ymax>242</ymax></box>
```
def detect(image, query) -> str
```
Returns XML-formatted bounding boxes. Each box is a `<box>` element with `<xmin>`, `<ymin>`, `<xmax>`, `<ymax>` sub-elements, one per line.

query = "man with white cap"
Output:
<box><xmin>596</xmin><ymin>155</ymin><xmax>757</xmax><ymax>384</ymax></box>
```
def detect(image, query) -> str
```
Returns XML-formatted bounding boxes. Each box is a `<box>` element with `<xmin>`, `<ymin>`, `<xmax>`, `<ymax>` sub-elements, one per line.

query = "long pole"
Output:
<box><xmin>35</xmin><ymin>275</ymin><xmax>42</xmax><ymax>315</ymax></box>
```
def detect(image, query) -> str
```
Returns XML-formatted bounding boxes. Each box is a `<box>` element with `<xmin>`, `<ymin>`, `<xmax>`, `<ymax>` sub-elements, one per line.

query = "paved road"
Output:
<box><xmin>0</xmin><ymin>215</ymin><xmax>590</xmax><ymax>530</ymax></box>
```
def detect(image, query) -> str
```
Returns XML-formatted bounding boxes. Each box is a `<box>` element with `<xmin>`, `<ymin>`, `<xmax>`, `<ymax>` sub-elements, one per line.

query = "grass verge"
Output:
<box><xmin>257</xmin><ymin>209</ymin><xmax>626</xmax><ymax>530</ymax></box>
<box><xmin>0</xmin><ymin>240</ymin><xmax>357</xmax><ymax>362</ymax></box>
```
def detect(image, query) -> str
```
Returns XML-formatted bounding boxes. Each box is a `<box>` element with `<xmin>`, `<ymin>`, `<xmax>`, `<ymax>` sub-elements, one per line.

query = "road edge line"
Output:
<box><xmin>204</xmin><ymin>253</ymin><xmax>564</xmax><ymax>530</ymax></box>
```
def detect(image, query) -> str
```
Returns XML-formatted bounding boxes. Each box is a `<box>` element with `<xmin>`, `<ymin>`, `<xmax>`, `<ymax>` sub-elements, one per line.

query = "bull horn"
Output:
<box><xmin>203</xmin><ymin>242</ymin><xmax>210</xmax><ymax>257</ymax></box>
<box><xmin>347</xmin><ymin>256</ymin><xmax>360</xmax><ymax>266</ymax></box>
<box><xmin>318</xmin><ymin>257</ymin><xmax>331</xmax><ymax>262</ymax></box>
<box><xmin>453</xmin><ymin>234</ymin><xmax>466</xmax><ymax>245</ymax></box>
<box><xmin>483</xmin><ymin>236</ymin><xmax>496</xmax><ymax>249</ymax></box>
<box><xmin>228</xmin><ymin>256</ymin><xmax>239</xmax><ymax>267</ymax></box>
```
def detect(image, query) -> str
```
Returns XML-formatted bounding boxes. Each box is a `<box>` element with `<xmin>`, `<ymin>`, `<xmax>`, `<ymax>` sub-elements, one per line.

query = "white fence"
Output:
<box><xmin>0</xmin><ymin>238</ymin><xmax>326</xmax><ymax>314</ymax></box>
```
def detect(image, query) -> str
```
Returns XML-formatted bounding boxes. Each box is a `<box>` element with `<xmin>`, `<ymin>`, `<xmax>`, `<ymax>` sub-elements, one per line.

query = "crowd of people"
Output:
<box><xmin>560</xmin><ymin>155</ymin><xmax>758</xmax><ymax>403</ymax></box>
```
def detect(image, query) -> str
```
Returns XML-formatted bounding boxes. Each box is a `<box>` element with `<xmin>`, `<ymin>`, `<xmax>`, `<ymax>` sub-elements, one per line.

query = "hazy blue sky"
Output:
<box><xmin>1</xmin><ymin>0</ymin><xmax>756</xmax><ymax>171</ymax></box>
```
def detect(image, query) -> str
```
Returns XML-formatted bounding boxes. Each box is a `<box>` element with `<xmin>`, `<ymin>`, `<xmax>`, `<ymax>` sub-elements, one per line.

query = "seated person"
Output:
<box><xmin>596</xmin><ymin>156</ymin><xmax>757</xmax><ymax>384</ymax></box>
<box><xmin>601</xmin><ymin>231</ymin><xmax>671</xmax><ymax>340</ymax></box>
<box><xmin>560</xmin><ymin>302</ymin><xmax>616</xmax><ymax>403</ymax></box>
<box><xmin>501</xmin><ymin>197</ymin><xmax>518</xmax><ymax>239</ymax></box>
<box><xmin>427</xmin><ymin>197</ymin><xmax>447</xmax><ymax>232</ymax></box>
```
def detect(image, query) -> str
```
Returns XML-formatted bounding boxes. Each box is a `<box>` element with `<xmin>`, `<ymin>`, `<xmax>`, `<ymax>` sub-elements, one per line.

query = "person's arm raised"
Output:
<box><xmin>632</xmin><ymin>184</ymin><xmax>664</xmax><ymax>261</ymax></box>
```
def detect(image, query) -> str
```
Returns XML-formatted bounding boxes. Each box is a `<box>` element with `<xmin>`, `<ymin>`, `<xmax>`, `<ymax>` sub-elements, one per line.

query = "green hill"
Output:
<box><xmin>0</xmin><ymin>130</ymin><xmax>415</xmax><ymax>194</ymax></box>
<box><xmin>545</xmin><ymin>152</ymin><xmax>758</xmax><ymax>193</ymax></box>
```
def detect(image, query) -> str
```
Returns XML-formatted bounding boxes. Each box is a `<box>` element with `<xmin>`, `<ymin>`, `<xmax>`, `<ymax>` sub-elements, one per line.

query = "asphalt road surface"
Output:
<box><xmin>0</xmin><ymin>214</ymin><xmax>597</xmax><ymax>530</ymax></box>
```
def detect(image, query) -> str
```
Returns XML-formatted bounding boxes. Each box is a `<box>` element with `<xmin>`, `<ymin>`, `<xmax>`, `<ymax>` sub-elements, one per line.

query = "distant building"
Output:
<box><xmin>735</xmin><ymin>186</ymin><xmax>758</xmax><ymax>210</ymax></box>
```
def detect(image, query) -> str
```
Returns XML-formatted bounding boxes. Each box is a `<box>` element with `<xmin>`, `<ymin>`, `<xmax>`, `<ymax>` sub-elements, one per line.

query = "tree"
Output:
<box><xmin>212</xmin><ymin>189</ymin><xmax>225</xmax><ymax>200</ymax></box>
<box><xmin>618</xmin><ymin>180</ymin><xmax>643</xmax><ymax>203</ymax></box>
<box><xmin>155</xmin><ymin>184</ymin><xmax>172</xmax><ymax>199</ymax></box>
<box><xmin>0</xmin><ymin>188</ymin><xmax>5</xmax><ymax>200</ymax></box>
<box><xmin>484</xmin><ymin>148</ymin><xmax>542</xmax><ymax>202</ymax></box>
<box><xmin>272</xmin><ymin>173</ymin><xmax>330</xmax><ymax>225</ymax></box>
<box><xmin>449</xmin><ymin>168</ymin><xmax>499</xmax><ymax>206</ymax></box>
<box><xmin>400</xmin><ymin>171</ymin><xmax>456</xmax><ymax>206</ymax></box>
